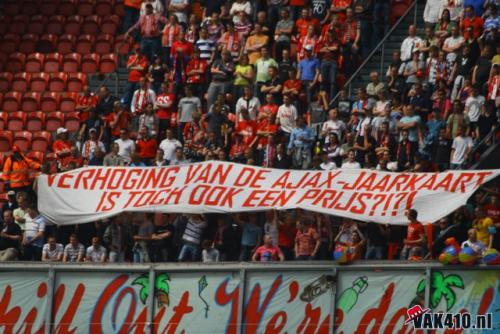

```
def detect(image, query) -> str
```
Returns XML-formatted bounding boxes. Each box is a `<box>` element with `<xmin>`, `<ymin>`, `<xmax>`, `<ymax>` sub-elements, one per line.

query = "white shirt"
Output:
<box><xmin>424</xmin><ymin>0</ymin><xmax>443</xmax><ymax>24</ymax></box>
<box><xmin>235</xmin><ymin>97</ymin><xmax>261</xmax><ymax>121</ymax></box>
<box><xmin>131</xmin><ymin>88</ymin><xmax>156</xmax><ymax>115</ymax></box>
<box><xmin>277</xmin><ymin>104</ymin><xmax>298</xmax><ymax>133</ymax></box>
<box><xmin>114</xmin><ymin>138</ymin><xmax>136</xmax><ymax>163</ymax></box>
<box><xmin>81</xmin><ymin>140</ymin><xmax>106</xmax><ymax>159</ymax></box>
<box><xmin>320</xmin><ymin>161</ymin><xmax>337</xmax><ymax>170</ymax></box>
<box><xmin>341</xmin><ymin>161</ymin><xmax>362</xmax><ymax>169</ymax></box>
<box><xmin>86</xmin><ymin>245</ymin><xmax>107</xmax><ymax>262</ymax></box>
<box><xmin>230</xmin><ymin>1</ymin><xmax>252</xmax><ymax>24</ymax></box>
<box><xmin>321</xmin><ymin>119</ymin><xmax>346</xmax><ymax>142</ymax></box>
<box><xmin>140</xmin><ymin>0</ymin><xmax>163</xmax><ymax>15</ymax></box>
<box><xmin>451</xmin><ymin>135</ymin><xmax>473</xmax><ymax>164</ymax></box>
<box><xmin>159</xmin><ymin>138</ymin><xmax>182</xmax><ymax>161</ymax></box>
<box><xmin>465</xmin><ymin>95</ymin><xmax>485</xmax><ymax>122</ymax></box>
<box><xmin>42</xmin><ymin>243</ymin><xmax>63</xmax><ymax>261</ymax></box>
<box><xmin>442</xmin><ymin>0</ymin><xmax>463</xmax><ymax>21</ymax></box>
<box><xmin>400</xmin><ymin>36</ymin><xmax>423</xmax><ymax>62</ymax></box>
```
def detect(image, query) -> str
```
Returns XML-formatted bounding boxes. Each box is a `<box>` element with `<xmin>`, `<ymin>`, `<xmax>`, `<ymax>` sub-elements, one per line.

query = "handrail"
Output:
<box><xmin>329</xmin><ymin>0</ymin><xmax>418</xmax><ymax>106</ymax></box>
<box><xmin>469</xmin><ymin>127</ymin><xmax>499</xmax><ymax>165</ymax></box>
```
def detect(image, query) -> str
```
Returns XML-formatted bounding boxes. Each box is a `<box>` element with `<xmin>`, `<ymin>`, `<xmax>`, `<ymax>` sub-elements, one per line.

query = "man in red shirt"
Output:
<box><xmin>76</xmin><ymin>86</ymin><xmax>98</xmax><ymax>123</ymax></box>
<box><xmin>252</xmin><ymin>235</ymin><xmax>285</xmax><ymax>262</ymax></box>
<box><xmin>126</xmin><ymin>3</ymin><xmax>168</xmax><ymax>62</ymax></box>
<box><xmin>282</xmin><ymin>68</ymin><xmax>303</xmax><ymax>103</ymax></box>
<box><xmin>258</xmin><ymin>93</ymin><xmax>279</xmax><ymax>120</ymax></box>
<box><xmin>461</xmin><ymin>6</ymin><xmax>484</xmax><ymax>39</ymax></box>
<box><xmin>400</xmin><ymin>209</ymin><xmax>425</xmax><ymax>260</ymax></box>
<box><xmin>295</xmin><ymin>8</ymin><xmax>320</xmax><ymax>38</ymax></box>
<box><xmin>235</xmin><ymin>109</ymin><xmax>257</xmax><ymax>150</ymax></box>
<box><xmin>154</xmin><ymin>83</ymin><xmax>176</xmax><ymax>137</ymax></box>
<box><xmin>186</xmin><ymin>48</ymin><xmax>208</xmax><ymax>97</ymax></box>
<box><xmin>340</xmin><ymin>7</ymin><xmax>360</xmax><ymax>77</ymax></box>
<box><xmin>52</xmin><ymin>127</ymin><xmax>73</xmax><ymax>160</ymax></box>
<box><xmin>124</xmin><ymin>47</ymin><xmax>149</xmax><ymax>108</ymax></box>
<box><xmin>295</xmin><ymin>219</ymin><xmax>320</xmax><ymax>260</ymax></box>
<box><xmin>106</xmin><ymin>101</ymin><xmax>131</xmax><ymax>140</ymax></box>
<box><xmin>318</xmin><ymin>29</ymin><xmax>341</xmax><ymax>99</ymax></box>
<box><xmin>135</xmin><ymin>125</ymin><xmax>158</xmax><ymax>164</ymax></box>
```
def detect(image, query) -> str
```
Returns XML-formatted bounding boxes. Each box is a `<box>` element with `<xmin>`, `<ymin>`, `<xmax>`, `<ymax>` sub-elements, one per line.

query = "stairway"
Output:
<box><xmin>345</xmin><ymin>0</ymin><xmax>426</xmax><ymax>99</ymax></box>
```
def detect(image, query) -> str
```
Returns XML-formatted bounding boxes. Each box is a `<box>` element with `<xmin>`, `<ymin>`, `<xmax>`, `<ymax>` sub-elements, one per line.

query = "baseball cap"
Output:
<box><xmin>89</xmin><ymin>128</ymin><xmax>97</xmax><ymax>133</ymax></box>
<box><xmin>7</xmin><ymin>190</ymin><xmax>15</xmax><ymax>196</ymax></box>
<box><xmin>56</xmin><ymin>127</ymin><xmax>68</xmax><ymax>135</ymax></box>
<box><xmin>304</xmin><ymin>45</ymin><xmax>313</xmax><ymax>52</ymax></box>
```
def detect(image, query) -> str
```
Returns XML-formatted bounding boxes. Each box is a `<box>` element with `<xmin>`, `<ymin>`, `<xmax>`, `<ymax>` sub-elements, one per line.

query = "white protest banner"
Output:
<box><xmin>37</xmin><ymin>161</ymin><xmax>500</xmax><ymax>225</ymax></box>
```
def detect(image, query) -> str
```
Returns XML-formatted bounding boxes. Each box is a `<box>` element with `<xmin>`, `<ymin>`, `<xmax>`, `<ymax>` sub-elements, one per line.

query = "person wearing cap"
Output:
<box><xmin>1</xmin><ymin>190</ymin><xmax>18</xmax><ymax>216</ymax></box>
<box><xmin>297</xmin><ymin>44</ymin><xmax>320</xmax><ymax>105</ymax></box>
<box><xmin>81</xmin><ymin>128</ymin><xmax>106</xmax><ymax>160</ymax></box>
<box><xmin>2</xmin><ymin>147</ymin><xmax>40</xmax><ymax>195</ymax></box>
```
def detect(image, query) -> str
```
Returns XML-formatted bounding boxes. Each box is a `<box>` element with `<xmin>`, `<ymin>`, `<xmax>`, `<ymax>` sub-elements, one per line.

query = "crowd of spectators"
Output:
<box><xmin>0</xmin><ymin>188</ymin><xmax>498</xmax><ymax>262</ymax></box>
<box><xmin>0</xmin><ymin>0</ymin><xmax>499</xmax><ymax>262</ymax></box>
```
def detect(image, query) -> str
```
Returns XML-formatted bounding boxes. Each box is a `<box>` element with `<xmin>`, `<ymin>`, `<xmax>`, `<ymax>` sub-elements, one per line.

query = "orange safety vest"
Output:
<box><xmin>125</xmin><ymin>0</ymin><xmax>143</xmax><ymax>10</ymax></box>
<box><xmin>2</xmin><ymin>155</ymin><xmax>40</xmax><ymax>189</ymax></box>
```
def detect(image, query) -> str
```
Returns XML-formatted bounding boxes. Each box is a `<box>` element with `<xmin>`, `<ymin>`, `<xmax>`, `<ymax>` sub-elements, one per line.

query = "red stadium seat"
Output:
<box><xmin>62</xmin><ymin>53</ymin><xmax>82</xmax><ymax>73</ymax></box>
<box><xmin>13</xmin><ymin>131</ymin><xmax>32</xmax><ymax>152</ymax></box>
<box><xmin>41</xmin><ymin>92</ymin><xmax>60</xmax><ymax>112</ymax></box>
<box><xmin>0</xmin><ymin>112</ymin><xmax>7</xmax><ymax>130</ymax></box>
<box><xmin>3</xmin><ymin>0</ymin><xmax>20</xmax><ymax>16</ymax></box>
<box><xmin>49</xmin><ymin>72</ymin><xmax>68</xmax><ymax>92</ymax></box>
<box><xmin>100</xmin><ymin>54</ymin><xmax>118</xmax><ymax>74</ymax></box>
<box><xmin>2</xmin><ymin>92</ymin><xmax>22</xmax><ymax>113</ymax></box>
<box><xmin>25</xmin><ymin>53</ymin><xmax>45</xmax><ymax>73</ymax></box>
<box><xmin>12</xmin><ymin>72</ymin><xmax>32</xmax><ymax>92</ymax></box>
<box><xmin>28</xmin><ymin>15</ymin><xmax>48</xmax><ymax>35</ymax></box>
<box><xmin>67</xmin><ymin>73</ymin><xmax>87</xmax><ymax>92</ymax></box>
<box><xmin>26</xmin><ymin>112</ymin><xmax>46</xmax><ymax>131</ymax></box>
<box><xmin>64</xmin><ymin>15</ymin><xmax>83</xmax><ymax>35</ymax></box>
<box><xmin>40</xmin><ymin>0</ymin><xmax>60</xmax><ymax>17</ymax></box>
<box><xmin>0</xmin><ymin>35</ymin><xmax>20</xmax><ymax>55</ymax></box>
<box><xmin>0</xmin><ymin>54</ymin><xmax>6</xmax><ymax>73</ymax></box>
<box><xmin>21</xmin><ymin>92</ymin><xmax>41</xmax><ymax>113</ymax></box>
<box><xmin>19</xmin><ymin>34</ymin><xmax>40</xmax><ymax>54</ymax></box>
<box><xmin>30</xmin><ymin>73</ymin><xmax>50</xmax><ymax>92</ymax></box>
<box><xmin>96</xmin><ymin>0</ymin><xmax>114</xmax><ymax>16</ymax></box>
<box><xmin>77</xmin><ymin>0</ymin><xmax>95</xmax><ymax>16</ymax></box>
<box><xmin>60</xmin><ymin>92</ymin><xmax>77</xmax><ymax>112</ymax></box>
<box><xmin>38</xmin><ymin>34</ymin><xmax>58</xmax><ymax>53</ymax></box>
<box><xmin>10</xmin><ymin>15</ymin><xmax>29</xmax><ymax>35</ymax></box>
<box><xmin>22</xmin><ymin>0</ymin><xmax>39</xmax><ymax>16</ymax></box>
<box><xmin>82</xmin><ymin>53</ymin><xmax>100</xmax><ymax>74</ymax></box>
<box><xmin>59</xmin><ymin>0</ymin><xmax>77</xmax><ymax>16</ymax></box>
<box><xmin>6</xmin><ymin>53</ymin><xmax>27</xmax><ymax>74</ymax></box>
<box><xmin>27</xmin><ymin>151</ymin><xmax>44</xmax><ymax>164</ymax></box>
<box><xmin>0</xmin><ymin>131</ymin><xmax>13</xmax><ymax>152</ymax></box>
<box><xmin>47</xmin><ymin>15</ymin><xmax>66</xmax><ymax>35</ymax></box>
<box><xmin>7</xmin><ymin>112</ymin><xmax>26</xmax><ymax>131</ymax></box>
<box><xmin>76</xmin><ymin>34</ymin><xmax>95</xmax><ymax>55</ymax></box>
<box><xmin>32</xmin><ymin>131</ymin><xmax>52</xmax><ymax>151</ymax></box>
<box><xmin>82</xmin><ymin>15</ymin><xmax>101</xmax><ymax>35</ymax></box>
<box><xmin>95</xmin><ymin>34</ymin><xmax>114</xmax><ymax>54</ymax></box>
<box><xmin>64</xmin><ymin>112</ymin><xmax>80</xmax><ymax>132</ymax></box>
<box><xmin>5</xmin><ymin>52</ymin><xmax>26</xmax><ymax>73</ymax></box>
<box><xmin>57</xmin><ymin>34</ymin><xmax>77</xmax><ymax>55</ymax></box>
<box><xmin>0</xmin><ymin>16</ymin><xmax>11</xmax><ymax>36</ymax></box>
<box><xmin>101</xmin><ymin>15</ymin><xmax>119</xmax><ymax>35</ymax></box>
<box><xmin>0</xmin><ymin>94</ymin><xmax>4</xmax><ymax>112</ymax></box>
<box><xmin>45</xmin><ymin>112</ymin><xmax>64</xmax><ymax>131</ymax></box>
<box><xmin>0</xmin><ymin>73</ymin><xmax>13</xmax><ymax>93</ymax></box>
<box><xmin>44</xmin><ymin>53</ymin><xmax>63</xmax><ymax>73</ymax></box>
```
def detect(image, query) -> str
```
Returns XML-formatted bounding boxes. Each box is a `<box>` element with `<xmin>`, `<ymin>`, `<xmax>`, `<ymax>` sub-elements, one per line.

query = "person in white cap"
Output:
<box><xmin>81</xmin><ymin>128</ymin><xmax>106</xmax><ymax>160</ymax></box>
<box><xmin>52</xmin><ymin>128</ymin><xmax>72</xmax><ymax>159</ymax></box>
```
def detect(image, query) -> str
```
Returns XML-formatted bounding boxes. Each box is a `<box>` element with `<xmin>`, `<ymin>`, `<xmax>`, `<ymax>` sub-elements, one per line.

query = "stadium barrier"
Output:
<box><xmin>0</xmin><ymin>262</ymin><xmax>498</xmax><ymax>333</ymax></box>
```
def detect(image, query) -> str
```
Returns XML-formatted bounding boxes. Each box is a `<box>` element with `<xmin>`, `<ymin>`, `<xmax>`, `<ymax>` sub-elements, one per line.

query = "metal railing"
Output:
<box><xmin>91</xmin><ymin>71</ymin><xmax>119</xmax><ymax>97</ymax></box>
<box><xmin>470</xmin><ymin>127</ymin><xmax>499</xmax><ymax>168</ymax></box>
<box><xmin>329</xmin><ymin>0</ymin><xmax>419</xmax><ymax>106</ymax></box>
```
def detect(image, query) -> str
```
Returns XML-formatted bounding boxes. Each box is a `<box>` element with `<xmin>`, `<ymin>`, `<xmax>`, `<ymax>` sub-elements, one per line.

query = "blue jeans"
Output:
<box><xmin>373</xmin><ymin>2</ymin><xmax>389</xmax><ymax>46</ymax></box>
<box><xmin>141</xmin><ymin>37</ymin><xmax>161</xmax><ymax>63</ymax></box>
<box><xmin>365</xmin><ymin>246</ymin><xmax>384</xmax><ymax>260</ymax></box>
<box><xmin>178</xmin><ymin>242</ymin><xmax>199</xmax><ymax>261</ymax></box>
<box><xmin>320</xmin><ymin>60</ymin><xmax>337</xmax><ymax>99</ymax></box>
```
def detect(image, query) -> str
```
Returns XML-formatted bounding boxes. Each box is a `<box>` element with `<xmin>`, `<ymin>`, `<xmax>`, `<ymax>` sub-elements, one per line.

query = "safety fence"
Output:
<box><xmin>0</xmin><ymin>262</ymin><xmax>498</xmax><ymax>333</ymax></box>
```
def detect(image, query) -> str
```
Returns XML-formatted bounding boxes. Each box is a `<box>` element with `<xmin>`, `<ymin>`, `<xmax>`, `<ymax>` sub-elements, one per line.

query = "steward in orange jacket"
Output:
<box><xmin>2</xmin><ymin>146</ymin><xmax>41</xmax><ymax>193</ymax></box>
